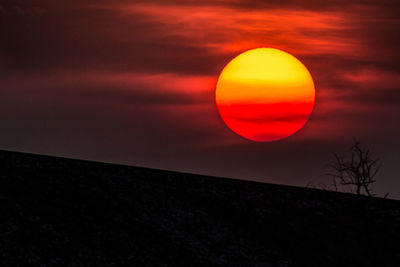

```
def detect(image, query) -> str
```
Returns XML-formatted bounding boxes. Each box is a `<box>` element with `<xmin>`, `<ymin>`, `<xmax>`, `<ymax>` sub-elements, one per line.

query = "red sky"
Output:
<box><xmin>1</xmin><ymin>0</ymin><xmax>400</xmax><ymax>197</ymax></box>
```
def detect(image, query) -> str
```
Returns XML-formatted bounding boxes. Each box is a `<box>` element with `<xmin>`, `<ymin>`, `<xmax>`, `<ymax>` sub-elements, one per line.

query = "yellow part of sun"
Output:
<box><xmin>216</xmin><ymin>48</ymin><xmax>315</xmax><ymax>104</ymax></box>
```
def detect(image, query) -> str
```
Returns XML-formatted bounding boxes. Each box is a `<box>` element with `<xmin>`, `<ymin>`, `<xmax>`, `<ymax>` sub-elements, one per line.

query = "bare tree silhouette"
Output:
<box><xmin>328</xmin><ymin>140</ymin><xmax>381</xmax><ymax>196</ymax></box>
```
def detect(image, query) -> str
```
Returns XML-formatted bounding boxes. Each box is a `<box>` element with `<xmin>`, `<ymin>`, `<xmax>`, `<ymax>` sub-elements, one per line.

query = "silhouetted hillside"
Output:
<box><xmin>0</xmin><ymin>150</ymin><xmax>399</xmax><ymax>266</ymax></box>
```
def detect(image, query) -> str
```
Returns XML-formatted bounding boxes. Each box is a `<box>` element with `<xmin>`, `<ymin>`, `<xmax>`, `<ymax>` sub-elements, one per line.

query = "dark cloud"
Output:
<box><xmin>0</xmin><ymin>75</ymin><xmax>212</xmax><ymax>106</ymax></box>
<box><xmin>0</xmin><ymin>5</ymin><xmax>229</xmax><ymax>74</ymax></box>
<box><xmin>224</xmin><ymin>111</ymin><xmax>311</xmax><ymax>124</ymax></box>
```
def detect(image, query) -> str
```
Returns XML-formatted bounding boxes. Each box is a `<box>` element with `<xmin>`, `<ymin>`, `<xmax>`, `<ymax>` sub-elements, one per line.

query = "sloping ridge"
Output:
<box><xmin>0</xmin><ymin>150</ymin><xmax>399</xmax><ymax>266</ymax></box>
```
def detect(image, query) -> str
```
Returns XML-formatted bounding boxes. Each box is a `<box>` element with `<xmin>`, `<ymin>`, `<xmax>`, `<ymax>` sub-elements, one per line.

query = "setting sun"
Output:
<box><xmin>215</xmin><ymin>48</ymin><xmax>315</xmax><ymax>142</ymax></box>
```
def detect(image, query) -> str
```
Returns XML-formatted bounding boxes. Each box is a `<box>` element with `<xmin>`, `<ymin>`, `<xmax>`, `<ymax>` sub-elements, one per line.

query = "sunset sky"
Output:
<box><xmin>1</xmin><ymin>0</ymin><xmax>399</xmax><ymax>197</ymax></box>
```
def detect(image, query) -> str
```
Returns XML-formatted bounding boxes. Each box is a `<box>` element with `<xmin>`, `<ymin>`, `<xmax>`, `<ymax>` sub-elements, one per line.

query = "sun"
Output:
<box><xmin>215</xmin><ymin>48</ymin><xmax>315</xmax><ymax>142</ymax></box>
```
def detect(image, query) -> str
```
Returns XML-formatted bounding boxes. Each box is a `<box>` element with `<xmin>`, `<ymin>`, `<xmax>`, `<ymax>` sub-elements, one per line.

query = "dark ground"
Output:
<box><xmin>0</xmin><ymin>150</ymin><xmax>399</xmax><ymax>266</ymax></box>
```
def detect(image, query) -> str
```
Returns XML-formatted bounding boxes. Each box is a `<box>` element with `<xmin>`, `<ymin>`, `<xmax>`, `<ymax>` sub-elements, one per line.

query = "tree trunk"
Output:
<box><xmin>364</xmin><ymin>185</ymin><xmax>372</xmax><ymax>196</ymax></box>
